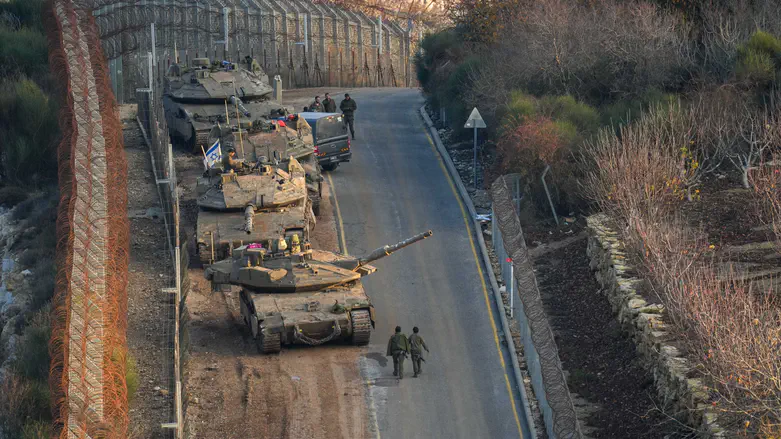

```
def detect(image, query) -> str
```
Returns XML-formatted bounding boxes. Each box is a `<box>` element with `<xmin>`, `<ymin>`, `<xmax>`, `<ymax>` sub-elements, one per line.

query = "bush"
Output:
<box><xmin>538</xmin><ymin>95</ymin><xmax>600</xmax><ymax>134</ymax></box>
<box><xmin>21</xmin><ymin>420</ymin><xmax>52</xmax><ymax>439</ymax></box>
<box><xmin>735</xmin><ymin>31</ymin><xmax>781</xmax><ymax>87</ymax></box>
<box><xmin>11</xmin><ymin>306</ymin><xmax>51</xmax><ymax>383</ymax></box>
<box><xmin>0</xmin><ymin>374</ymin><xmax>50</xmax><ymax>436</ymax></box>
<box><xmin>0</xmin><ymin>78</ymin><xmax>59</xmax><ymax>184</ymax></box>
<box><xmin>0</xmin><ymin>27</ymin><xmax>48</xmax><ymax>78</ymax></box>
<box><xmin>0</xmin><ymin>186</ymin><xmax>28</xmax><ymax>207</ymax></box>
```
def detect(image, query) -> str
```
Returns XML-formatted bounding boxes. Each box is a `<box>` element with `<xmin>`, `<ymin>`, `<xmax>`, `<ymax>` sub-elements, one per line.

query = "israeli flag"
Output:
<box><xmin>204</xmin><ymin>139</ymin><xmax>222</xmax><ymax>169</ymax></box>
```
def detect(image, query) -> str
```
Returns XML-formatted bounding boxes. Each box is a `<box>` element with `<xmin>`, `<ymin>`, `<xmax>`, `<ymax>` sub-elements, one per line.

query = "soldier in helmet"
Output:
<box><xmin>290</xmin><ymin>234</ymin><xmax>301</xmax><ymax>253</ymax></box>
<box><xmin>222</xmin><ymin>148</ymin><xmax>243</xmax><ymax>172</ymax></box>
<box><xmin>386</xmin><ymin>326</ymin><xmax>410</xmax><ymax>379</ymax></box>
<box><xmin>408</xmin><ymin>326</ymin><xmax>430</xmax><ymax>378</ymax></box>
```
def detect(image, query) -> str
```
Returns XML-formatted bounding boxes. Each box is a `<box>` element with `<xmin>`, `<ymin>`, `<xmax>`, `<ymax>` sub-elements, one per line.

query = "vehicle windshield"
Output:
<box><xmin>312</xmin><ymin>115</ymin><xmax>348</xmax><ymax>142</ymax></box>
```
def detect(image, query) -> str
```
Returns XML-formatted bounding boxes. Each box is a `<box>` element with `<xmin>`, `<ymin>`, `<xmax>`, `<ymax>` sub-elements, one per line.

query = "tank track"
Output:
<box><xmin>350</xmin><ymin>310</ymin><xmax>371</xmax><ymax>346</ymax></box>
<box><xmin>258</xmin><ymin>331</ymin><xmax>281</xmax><ymax>354</ymax></box>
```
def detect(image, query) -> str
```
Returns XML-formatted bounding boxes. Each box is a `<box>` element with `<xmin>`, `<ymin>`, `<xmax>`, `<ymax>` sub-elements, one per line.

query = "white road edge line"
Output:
<box><xmin>419</xmin><ymin>106</ymin><xmax>538</xmax><ymax>439</ymax></box>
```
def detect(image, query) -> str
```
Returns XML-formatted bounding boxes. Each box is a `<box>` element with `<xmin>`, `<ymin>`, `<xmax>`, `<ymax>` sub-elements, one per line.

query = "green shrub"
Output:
<box><xmin>22</xmin><ymin>420</ymin><xmax>52</xmax><ymax>439</ymax></box>
<box><xmin>503</xmin><ymin>90</ymin><xmax>537</xmax><ymax>124</ymax></box>
<box><xmin>538</xmin><ymin>95</ymin><xmax>600</xmax><ymax>134</ymax></box>
<box><xmin>0</xmin><ymin>185</ymin><xmax>28</xmax><ymax>207</ymax></box>
<box><xmin>735</xmin><ymin>31</ymin><xmax>781</xmax><ymax>86</ymax></box>
<box><xmin>11</xmin><ymin>306</ymin><xmax>51</xmax><ymax>382</ymax></box>
<box><xmin>0</xmin><ymin>27</ymin><xmax>48</xmax><ymax>77</ymax></box>
<box><xmin>0</xmin><ymin>79</ymin><xmax>59</xmax><ymax>184</ymax></box>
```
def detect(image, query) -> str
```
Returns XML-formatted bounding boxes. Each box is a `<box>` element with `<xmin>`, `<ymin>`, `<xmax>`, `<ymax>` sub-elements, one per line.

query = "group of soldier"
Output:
<box><xmin>305</xmin><ymin>92</ymin><xmax>358</xmax><ymax>140</ymax></box>
<box><xmin>387</xmin><ymin>326</ymin><xmax>430</xmax><ymax>379</ymax></box>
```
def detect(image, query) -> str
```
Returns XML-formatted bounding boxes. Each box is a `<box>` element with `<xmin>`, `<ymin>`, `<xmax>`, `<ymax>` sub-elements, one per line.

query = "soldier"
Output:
<box><xmin>408</xmin><ymin>326</ymin><xmax>430</xmax><ymax>378</ymax></box>
<box><xmin>322</xmin><ymin>92</ymin><xmax>336</xmax><ymax>113</ymax></box>
<box><xmin>309</xmin><ymin>96</ymin><xmax>323</xmax><ymax>112</ymax></box>
<box><xmin>339</xmin><ymin>93</ymin><xmax>357</xmax><ymax>139</ymax></box>
<box><xmin>222</xmin><ymin>148</ymin><xmax>243</xmax><ymax>172</ymax></box>
<box><xmin>386</xmin><ymin>326</ymin><xmax>410</xmax><ymax>379</ymax></box>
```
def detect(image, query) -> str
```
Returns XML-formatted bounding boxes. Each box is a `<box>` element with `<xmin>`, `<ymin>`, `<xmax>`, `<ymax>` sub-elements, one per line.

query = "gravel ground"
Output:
<box><xmin>123</xmin><ymin>105</ymin><xmax>175</xmax><ymax>439</ymax></box>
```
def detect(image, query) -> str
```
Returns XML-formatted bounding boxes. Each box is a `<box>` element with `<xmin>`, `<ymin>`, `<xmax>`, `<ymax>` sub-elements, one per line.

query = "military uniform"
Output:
<box><xmin>339</xmin><ymin>97</ymin><xmax>357</xmax><ymax>138</ymax></box>
<box><xmin>222</xmin><ymin>154</ymin><xmax>241</xmax><ymax>172</ymax></box>
<box><xmin>309</xmin><ymin>101</ymin><xmax>323</xmax><ymax>112</ymax></box>
<box><xmin>322</xmin><ymin>97</ymin><xmax>336</xmax><ymax>113</ymax></box>
<box><xmin>408</xmin><ymin>333</ymin><xmax>429</xmax><ymax>377</ymax></box>
<box><xmin>386</xmin><ymin>332</ymin><xmax>410</xmax><ymax>378</ymax></box>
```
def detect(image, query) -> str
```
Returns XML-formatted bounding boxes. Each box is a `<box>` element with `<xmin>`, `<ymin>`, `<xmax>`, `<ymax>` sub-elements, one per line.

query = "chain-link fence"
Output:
<box><xmin>491</xmin><ymin>175</ymin><xmax>583</xmax><ymax>439</ymax></box>
<box><xmin>93</xmin><ymin>0</ymin><xmax>419</xmax><ymax>104</ymax></box>
<box><xmin>135</xmin><ymin>52</ymin><xmax>190</xmax><ymax>438</ymax></box>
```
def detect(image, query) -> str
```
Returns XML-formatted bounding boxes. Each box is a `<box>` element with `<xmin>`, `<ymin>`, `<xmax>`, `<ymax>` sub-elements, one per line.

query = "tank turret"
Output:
<box><xmin>204</xmin><ymin>231</ymin><xmax>434</xmax><ymax>353</ymax></box>
<box><xmin>204</xmin><ymin>231</ymin><xmax>433</xmax><ymax>293</ymax></box>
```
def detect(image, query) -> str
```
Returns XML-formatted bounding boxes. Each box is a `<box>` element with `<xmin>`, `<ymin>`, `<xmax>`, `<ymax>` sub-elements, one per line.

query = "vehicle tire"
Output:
<box><xmin>321</xmin><ymin>162</ymin><xmax>338</xmax><ymax>172</ymax></box>
<box><xmin>350</xmin><ymin>309</ymin><xmax>371</xmax><ymax>346</ymax></box>
<box><xmin>257</xmin><ymin>331</ymin><xmax>281</xmax><ymax>354</ymax></box>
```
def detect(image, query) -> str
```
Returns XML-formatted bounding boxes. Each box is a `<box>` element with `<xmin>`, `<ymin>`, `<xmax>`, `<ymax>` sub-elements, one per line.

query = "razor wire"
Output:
<box><xmin>490</xmin><ymin>175</ymin><xmax>582</xmax><ymax>439</ymax></box>
<box><xmin>47</xmin><ymin>1</ymin><xmax>131</xmax><ymax>438</ymax></box>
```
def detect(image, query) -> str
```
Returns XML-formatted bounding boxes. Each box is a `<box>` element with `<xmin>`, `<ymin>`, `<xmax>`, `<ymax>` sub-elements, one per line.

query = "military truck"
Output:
<box><xmin>195</xmin><ymin>155</ymin><xmax>315</xmax><ymax>265</ymax></box>
<box><xmin>163</xmin><ymin>57</ymin><xmax>289</xmax><ymax>153</ymax></box>
<box><xmin>204</xmin><ymin>231</ymin><xmax>433</xmax><ymax>353</ymax></box>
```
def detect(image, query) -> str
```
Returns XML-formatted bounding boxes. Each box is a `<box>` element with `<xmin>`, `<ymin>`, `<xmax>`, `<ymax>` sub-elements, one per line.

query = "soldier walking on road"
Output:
<box><xmin>409</xmin><ymin>326</ymin><xmax>430</xmax><ymax>378</ymax></box>
<box><xmin>339</xmin><ymin>93</ymin><xmax>357</xmax><ymax>139</ymax></box>
<box><xmin>386</xmin><ymin>326</ymin><xmax>410</xmax><ymax>379</ymax></box>
<box><xmin>322</xmin><ymin>92</ymin><xmax>336</xmax><ymax>113</ymax></box>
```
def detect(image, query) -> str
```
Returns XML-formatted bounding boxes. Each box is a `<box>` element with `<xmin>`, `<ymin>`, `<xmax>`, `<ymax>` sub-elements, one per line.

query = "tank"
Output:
<box><xmin>163</xmin><ymin>57</ymin><xmax>290</xmax><ymax>153</ymax></box>
<box><xmin>204</xmin><ymin>231</ymin><xmax>433</xmax><ymax>353</ymax></box>
<box><xmin>208</xmin><ymin>117</ymin><xmax>324</xmax><ymax>214</ymax></box>
<box><xmin>195</xmin><ymin>155</ymin><xmax>315</xmax><ymax>265</ymax></box>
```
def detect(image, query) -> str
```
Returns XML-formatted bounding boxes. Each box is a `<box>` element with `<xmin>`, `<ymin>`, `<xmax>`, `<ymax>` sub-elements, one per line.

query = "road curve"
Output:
<box><xmin>327</xmin><ymin>88</ymin><xmax>531</xmax><ymax>439</ymax></box>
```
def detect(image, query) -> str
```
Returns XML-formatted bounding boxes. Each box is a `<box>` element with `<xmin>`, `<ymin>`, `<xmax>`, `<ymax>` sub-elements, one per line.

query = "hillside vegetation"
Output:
<box><xmin>417</xmin><ymin>0</ymin><xmax>781</xmax><ymax>436</ymax></box>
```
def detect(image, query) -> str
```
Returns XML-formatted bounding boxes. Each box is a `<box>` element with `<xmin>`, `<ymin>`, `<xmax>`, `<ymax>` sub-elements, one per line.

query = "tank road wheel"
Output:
<box><xmin>257</xmin><ymin>331</ymin><xmax>282</xmax><ymax>354</ymax></box>
<box><xmin>350</xmin><ymin>310</ymin><xmax>371</xmax><ymax>346</ymax></box>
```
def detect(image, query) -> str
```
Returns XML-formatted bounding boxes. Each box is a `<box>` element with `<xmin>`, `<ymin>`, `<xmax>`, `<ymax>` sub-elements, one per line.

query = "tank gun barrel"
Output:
<box><xmin>356</xmin><ymin>231</ymin><xmax>432</xmax><ymax>269</ymax></box>
<box><xmin>244</xmin><ymin>205</ymin><xmax>254</xmax><ymax>234</ymax></box>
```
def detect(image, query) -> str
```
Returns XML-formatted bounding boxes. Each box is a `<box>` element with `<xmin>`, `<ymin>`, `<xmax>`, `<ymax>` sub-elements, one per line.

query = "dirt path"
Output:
<box><xmin>122</xmin><ymin>105</ymin><xmax>172</xmax><ymax>439</ymax></box>
<box><xmin>176</xmin><ymin>151</ymin><xmax>369</xmax><ymax>438</ymax></box>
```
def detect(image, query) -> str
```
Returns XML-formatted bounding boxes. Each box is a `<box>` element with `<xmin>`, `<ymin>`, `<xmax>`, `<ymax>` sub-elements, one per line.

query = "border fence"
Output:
<box><xmin>491</xmin><ymin>175</ymin><xmax>583</xmax><ymax>439</ymax></box>
<box><xmin>93</xmin><ymin>0</ymin><xmax>419</xmax><ymax>104</ymax></box>
<box><xmin>135</xmin><ymin>59</ymin><xmax>190</xmax><ymax>438</ymax></box>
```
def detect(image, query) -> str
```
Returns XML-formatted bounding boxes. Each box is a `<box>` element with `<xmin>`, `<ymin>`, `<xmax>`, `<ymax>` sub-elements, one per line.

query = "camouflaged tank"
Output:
<box><xmin>208</xmin><ymin>118</ymin><xmax>324</xmax><ymax>215</ymax></box>
<box><xmin>204</xmin><ymin>231</ymin><xmax>433</xmax><ymax>353</ymax></box>
<box><xmin>195</xmin><ymin>155</ymin><xmax>315</xmax><ymax>265</ymax></box>
<box><xmin>163</xmin><ymin>57</ymin><xmax>290</xmax><ymax>153</ymax></box>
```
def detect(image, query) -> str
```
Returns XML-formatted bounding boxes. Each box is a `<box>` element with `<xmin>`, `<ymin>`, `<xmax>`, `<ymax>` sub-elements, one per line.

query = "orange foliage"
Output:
<box><xmin>496</xmin><ymin>116</ymin><xmax>567</xmax><ymax>174</ymax></box>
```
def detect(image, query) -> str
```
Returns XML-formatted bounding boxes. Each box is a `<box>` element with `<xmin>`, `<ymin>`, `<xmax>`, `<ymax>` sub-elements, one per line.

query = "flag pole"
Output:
<box><xmin>224</xmin><ymin>99</ymin><xmax>230</xmax><ymax>125</ymax></box>
<box><xmin>200</xmin><ymin>144</ymin><xmax>208</xmax><ymax>170</ymax></box>
<box><xmin>233</xmin><ymin>80</ymin><xmax>246</xmax><ymax>159</ymax></box>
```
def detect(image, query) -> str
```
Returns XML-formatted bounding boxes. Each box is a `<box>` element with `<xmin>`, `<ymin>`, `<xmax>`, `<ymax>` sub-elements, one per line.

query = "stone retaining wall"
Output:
<box><xmin>585</xmin><ymin>213</ymin><xmax>724</xmax><ymax>438</ymax></box>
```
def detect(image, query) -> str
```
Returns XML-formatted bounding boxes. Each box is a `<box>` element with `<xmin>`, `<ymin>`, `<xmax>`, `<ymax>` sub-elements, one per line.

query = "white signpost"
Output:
<box><xmin>464</xmin><ymin>107</ymin><xmax>486</xmax><ymax>188</ymax></box>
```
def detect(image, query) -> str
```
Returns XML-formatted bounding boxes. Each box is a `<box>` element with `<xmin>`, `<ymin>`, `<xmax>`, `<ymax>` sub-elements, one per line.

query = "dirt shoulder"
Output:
<box><xmin>176</xmin><ymin>149</ymin><xmax>369</xmax><ymax>438</ymax></box>
<box><xmin>123</xmin><ymin>105</ymin><xmax>174</xmax><ymax>439</ymax></box>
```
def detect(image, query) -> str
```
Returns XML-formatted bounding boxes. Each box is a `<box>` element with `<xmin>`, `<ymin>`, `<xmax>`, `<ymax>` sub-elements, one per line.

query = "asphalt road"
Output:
<box><xmin>326</xmin><ymin>88</ymin><xmax>532</xmax><ymax>439</ymax></box>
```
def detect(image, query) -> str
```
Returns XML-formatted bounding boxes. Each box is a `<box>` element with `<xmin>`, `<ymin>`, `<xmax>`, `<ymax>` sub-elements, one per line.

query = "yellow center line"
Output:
<box><xmin>327</xmin><ymin>172</ymin><xmax>349</xmax><ymax>255</ymax></box>
<box><xmin>424</xmin><ymin>129</ymin><xmax>525</xmax><ymax>439</ymax></box>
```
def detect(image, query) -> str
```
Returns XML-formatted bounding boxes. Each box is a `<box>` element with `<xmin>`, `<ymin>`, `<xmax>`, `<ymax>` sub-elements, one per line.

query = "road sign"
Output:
<box><xmin>465</xmin><ymin>107</ymin><xmax>487</xmax><ymax>187</ymax></box>
<box><xmin>464</xmin><ymin>107</ymin><xmax>487</xmax><ymax>129</ymax></box>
